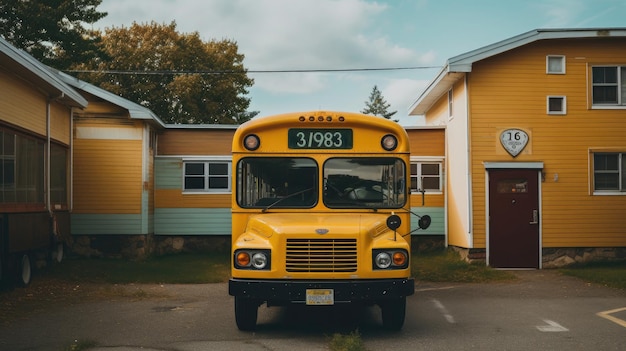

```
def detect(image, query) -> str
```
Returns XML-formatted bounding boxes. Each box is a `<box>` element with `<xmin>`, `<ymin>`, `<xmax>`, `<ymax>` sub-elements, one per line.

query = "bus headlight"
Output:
<box><xmin>373</xmin><ymin>249</ymin><xmax>409</xmax><ymax>270</ymax></box>
<box><xmin>234</xmin><ymin>249</ymin><xmax>271</xmax><ymax>270</ymax></box>
<box><xmin>251</xmin><ymin>252</ymin><xmax>268</xmax><ymax>269</ymax></box>
<box><xmin>381</xmin><ymin>134</ymin><xmax>398</xmax><ymax>151</ymax></box>
<box><xmin>243</xmin><ymin>134</ymin><xmax>260</xmax><ymax>150</ymax></box>
<box><xmin>375</xmin><ymin>252</ymin><xmax>392</xmax><ymax>269</ymax></box>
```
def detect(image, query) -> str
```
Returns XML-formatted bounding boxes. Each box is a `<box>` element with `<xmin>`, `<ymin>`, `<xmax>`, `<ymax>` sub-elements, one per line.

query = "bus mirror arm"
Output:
<box><xmin>400</xmin><ymin>207</ymin><xmax>432</xmax><ymax>231</ymax></box>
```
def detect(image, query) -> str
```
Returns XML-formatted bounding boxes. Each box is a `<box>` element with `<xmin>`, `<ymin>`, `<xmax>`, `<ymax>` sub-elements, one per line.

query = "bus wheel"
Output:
<box><xmin>51</xmin><ymin>242</ymin><xmax>64</xmax><ymax>263</ymax></box>
<box><xmin>16</xmin><ymin>253</ymin><xmax>32</xmax><ymax>287</ymax></box>
<box><xmin>380</xmin><ymin>297</ymin><xmax>406</xmax><ymax>331</ymax></box>
<box><xmin>234</xmin><ymin>297</ymin><xmax>258</xmax><ymax>331</ymax></box>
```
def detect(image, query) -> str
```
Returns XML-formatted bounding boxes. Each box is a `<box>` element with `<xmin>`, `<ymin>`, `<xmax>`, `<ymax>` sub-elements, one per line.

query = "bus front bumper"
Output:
<box><xmin>228</xmin><ymin>278</ymin><xmax>414</xmax><ymax>304</ymax></box>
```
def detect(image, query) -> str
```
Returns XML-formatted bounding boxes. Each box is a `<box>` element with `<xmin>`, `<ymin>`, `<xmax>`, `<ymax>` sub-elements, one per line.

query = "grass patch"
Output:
<box><xmin>412</xmin><ymin>249</ymin><xmax>516</xmax><ymax>283</ymax></box>
<box><xmin>44</xmin><ymin>252</ymin><xmax>231</xmax><ymax>284</ymax></box>
<box><xmin>328</xmin><ymin>331</ymin><xmax>367</xmax><ymax>351</ymax></box>
<box><xmin>64</xmin><ymin>339</ymin><xmax>98</xmax><ymax>351</ymax></box>
<box><xmin>560</xmin><ymin>260</ymin><xmax>626</xmax><ymax>290</ymax></box>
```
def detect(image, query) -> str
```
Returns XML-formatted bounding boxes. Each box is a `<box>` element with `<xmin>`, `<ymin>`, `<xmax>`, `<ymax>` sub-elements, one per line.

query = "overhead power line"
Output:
<box><xmin>66</xmin><ymin>66</ymin><xmax>442</xmax><ymax>75</ymax></box>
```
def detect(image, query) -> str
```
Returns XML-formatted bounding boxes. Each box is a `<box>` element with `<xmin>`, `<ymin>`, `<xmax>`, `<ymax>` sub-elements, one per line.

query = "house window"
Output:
<box><xmin>592</xmin><ymin>66</ymin><xmax>626</xmax><ymax>105</ymax></box>
<box><xmin>183</xmin><ymin>161</ymin><xmax>231</xmax><ymax>192</ymax></box>
<box><xmin>547</xmin><ymin>96</ymin><xmax>566</xmax><ymax>115</ymax></box>
<box><xmin>593</xmin><ymin>153</ymin><xmax>626</xmax><ymax>192</ymax></box>
<box><xmin>0</xmin><ymin>129</ymin><xmax>44</xmax><ymax>203</ymax></box>
<box><xmin>410</xmin><ymin>162</ymin><xmax>442</xmax><ymax>192</ymax></box>
<box><xmin>546</xmin><ymin>55</ymin><xmax>565</xmax><ymax>74</ymax></box>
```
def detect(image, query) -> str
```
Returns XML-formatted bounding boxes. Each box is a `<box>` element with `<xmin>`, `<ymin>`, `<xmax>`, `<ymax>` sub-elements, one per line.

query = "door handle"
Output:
<box><xmin>529</xmin><ymin>209</ymin><xmax>538</xmax><ymax>224</ymax></box>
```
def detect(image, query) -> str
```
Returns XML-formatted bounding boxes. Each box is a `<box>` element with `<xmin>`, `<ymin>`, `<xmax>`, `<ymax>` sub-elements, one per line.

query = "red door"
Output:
<box><xmin>488</xmin><ymin>169</ymin><xmax>540</xmax><ymax>268</ymax></box>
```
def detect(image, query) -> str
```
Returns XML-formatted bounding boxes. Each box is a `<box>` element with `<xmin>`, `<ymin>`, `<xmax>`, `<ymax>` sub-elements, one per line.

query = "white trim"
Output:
<box><xmin>483</xmin><ymin>162</ymin><xmax>544</xmax><ymax>169</ymax></box>
<box><xmin>410</xmin><ymin>156</ymin><xmax>445</xmax><ymax>162</ymax></box>
<box><xmin>181</xmin><ymin>155</ymin><xmax>232</xmax><ymax>161</ymax></box>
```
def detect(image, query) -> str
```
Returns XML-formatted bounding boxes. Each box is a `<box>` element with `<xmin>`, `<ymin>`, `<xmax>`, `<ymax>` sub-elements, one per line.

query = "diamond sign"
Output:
<box><xmin>500</xmin><ymin>129</ymin><xmax>529</xmax><ymax>157</ymax></box>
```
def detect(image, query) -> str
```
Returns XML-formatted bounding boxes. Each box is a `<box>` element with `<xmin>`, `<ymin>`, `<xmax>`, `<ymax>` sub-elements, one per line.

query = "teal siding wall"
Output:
<box><xmin>72</xmin><ymin>214</ymin><xmax>143</xmax><ymax>235</ymax></box>
<box><xmin>155</xmin><ymin>208</ymin><xmax>231</xmax><ymax>235</ymax></box>
<box><xmin>155</xmin><ymin>157</ymin><xmax>182</xmax><ymax>189</ymax></box>
<box><xmin>410</xmin><ymin>207</ymin><xmax>444</xmax><ymax>235</ymax></box>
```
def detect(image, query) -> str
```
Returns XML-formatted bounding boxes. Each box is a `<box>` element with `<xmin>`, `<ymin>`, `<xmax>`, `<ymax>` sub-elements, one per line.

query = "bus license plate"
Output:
<box><xmin>306</xmin><ymin>289</ymin><xmax>334</xmax><ymax>305</ymax></box>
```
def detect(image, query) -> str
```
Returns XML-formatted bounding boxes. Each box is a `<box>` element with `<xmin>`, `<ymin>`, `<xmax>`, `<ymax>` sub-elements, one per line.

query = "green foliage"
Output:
<box><xmin>46</xmin><ymin>253</ymin><xmax>231</xmax><ymax>284</ymax></box>
<box><xmin>64</xmin><ymin>339</ymin><xmax>98</xmax><ymax>351</ymax></box>
<box><xmin>329</xmin><ymin>331</ymin><xmax>367</xmax><ymax>351</ymax></box>
<box><xmin>361</xmin><ymin>85</ymin><xmax>397</xmax><ymax>121</ymax></box>
<box><xmin>74</xmin><ymin>21</ymin><xmax>257</xmax><ymax>124</ymax></box>
<box><xmin>0</xmin><ymin>0</ymin><xmax>107</xmax><ymax>70</ymax></box>
<box><xmin>412</xmin><ymin>249</ymin><xmax>516</xmax><ymax>283</ymax></box>
<box><xmin>560</xmin><ymin>261</ymin><xmax>626</xmax><ymax>289</ymax></box>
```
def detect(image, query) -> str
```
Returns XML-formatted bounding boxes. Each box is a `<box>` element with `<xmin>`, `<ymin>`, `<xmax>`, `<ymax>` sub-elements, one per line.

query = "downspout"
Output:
<box><xmin>47</xmin><ymin>93</ymin><xmax>65</xmax><ymax>214</ymax></box>
<box><xmin>70</xmin><ymin>107</ymin><xmax>74</xmax><ymax>212</ymax></box>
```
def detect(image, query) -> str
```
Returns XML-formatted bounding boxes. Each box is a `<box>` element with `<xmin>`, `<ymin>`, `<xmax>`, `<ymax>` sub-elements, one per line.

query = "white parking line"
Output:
<box><xmin>597</xmin><ymin>307</ymin><xmax>626</xmax><ymax>328</ymax></box>
<box><xmin>431</xmin><ymin>299</ymin><xmax>455</xmax><ymax>324</ymax></box>
<box><xmin>536</xmin><ymin>319</ymin><xmax>569</xmax><ymax>332</ymax></box>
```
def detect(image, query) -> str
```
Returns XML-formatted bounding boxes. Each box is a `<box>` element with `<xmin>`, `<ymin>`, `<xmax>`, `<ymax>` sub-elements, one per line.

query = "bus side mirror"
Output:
<box><xmin>418</xmin><ymin>215</ymin><xmax>431</xmax><ymax>230</ymax></box>
<box><xmin>386</xmin><ymin>214</ymin><xmax>401</xmax><ymax>230</ymax></box>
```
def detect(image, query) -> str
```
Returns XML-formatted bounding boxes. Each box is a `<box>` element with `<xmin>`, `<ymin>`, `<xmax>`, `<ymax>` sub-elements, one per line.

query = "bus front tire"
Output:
<box><xmin>16</xmin><ymin>253</ymin><xmax>32</xmax><ymax>287</ymax></box>
<box><xmin>234</xmin><ymin>297</ymin><xmax>259</xmax><ymax>331</ymax></box>
<box><xmin>380</xmin><ymin>297</ymin><xmax>406</xmax><ymax>331</ymax></box>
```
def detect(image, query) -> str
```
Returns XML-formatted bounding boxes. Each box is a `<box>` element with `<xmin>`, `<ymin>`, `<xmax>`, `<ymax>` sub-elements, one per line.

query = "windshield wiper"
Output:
<box><xmin>262</xmin><ymin>187</ymin><xmax>315</xmax><ymax>212</ymax></box>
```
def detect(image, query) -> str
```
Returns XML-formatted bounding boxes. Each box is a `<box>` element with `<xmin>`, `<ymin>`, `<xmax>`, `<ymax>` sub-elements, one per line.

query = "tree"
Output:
<box><xmin>74</xmin><ymin>21</ymin><xmax>257</xmax><ymax>124</ymax></box>
<box><xmin>362</xmin><ymin>85</ymin><xmax>398</xmax><ymax>121</ymax></box>
<box><xmin>0</xmin><ymin>0</ymin><xmax>107</xmax><ymax>70</ymax></box>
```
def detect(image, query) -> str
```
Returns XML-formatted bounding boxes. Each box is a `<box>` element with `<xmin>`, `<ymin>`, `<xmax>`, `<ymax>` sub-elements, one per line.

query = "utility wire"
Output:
<box><xmin>66</xmin><ymin>66</ymin><xmax>442</xmax><ymax>75</ymax></box>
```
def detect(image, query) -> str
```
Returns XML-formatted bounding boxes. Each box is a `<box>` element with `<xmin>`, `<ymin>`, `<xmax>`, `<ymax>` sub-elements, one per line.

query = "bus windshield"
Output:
<box><xmin>237</xmin><ymin>156</ymin><xmax>406</xmax><ymax>209</ymax></box>
<box><xmin>237</xmin><ymin>157</ymin><xmax>318</xmax><ymax>209</ymax></box>
<box><xmin>324</xmin><ymin>157</ymin><xmax>406</xmax><ymax>209</ymax></box>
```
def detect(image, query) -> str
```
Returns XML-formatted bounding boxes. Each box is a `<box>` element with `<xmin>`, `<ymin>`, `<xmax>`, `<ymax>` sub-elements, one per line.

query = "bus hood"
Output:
<box><xmin>246</xmin><ymin>213</ymin><xmax>393</xmax><ymax>238</ymax></box>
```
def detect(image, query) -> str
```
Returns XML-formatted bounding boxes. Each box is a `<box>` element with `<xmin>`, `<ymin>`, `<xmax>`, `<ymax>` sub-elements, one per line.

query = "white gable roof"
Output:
<box><xmin>55</xmin><ymin>70</ymin><xmax>166</xmax><ymax>128</ymax></box>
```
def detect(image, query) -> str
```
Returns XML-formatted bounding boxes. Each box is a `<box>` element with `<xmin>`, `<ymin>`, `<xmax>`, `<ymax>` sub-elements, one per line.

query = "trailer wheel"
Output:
<box><xmin>51</xmin><ymin>242</ymin><xmax>64</xmax><ymax>263</ymax></box>
<box><xmin>380</xmin><ymin>297</ymin><xmax>406</xmax><ymax>331</ymax></box>
<box><xmin>16</xmin><ymin>253</ymin><xmax>32</xmax><ymax>287</ymax></box>
<box><xmin>234</xmin><ymin>297</ymin><xmax>259</xmax><ymax>331</ymax></box>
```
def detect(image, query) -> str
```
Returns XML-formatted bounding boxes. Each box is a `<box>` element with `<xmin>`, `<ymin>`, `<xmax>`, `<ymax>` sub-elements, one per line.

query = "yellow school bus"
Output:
<box><xmin>228</xmin><ymin>111</ymin><xmax>431</xmax><ymax>331</ymax></box>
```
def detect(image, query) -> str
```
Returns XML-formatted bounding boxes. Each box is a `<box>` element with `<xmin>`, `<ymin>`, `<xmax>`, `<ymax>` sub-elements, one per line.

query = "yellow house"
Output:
<box><xmin>410</xmin><ymin>28</ymin><xmax>626</xmax><ymax>268</ymax></box>
<box><xmin>57</xmin><ymin>72</ymin><xmax>165</xmax><ymax>257</ymax></box>
<box><xmin>0</xmin><ymin>37</ymin><xmax>87</xmax><ymax>285</ymax></box>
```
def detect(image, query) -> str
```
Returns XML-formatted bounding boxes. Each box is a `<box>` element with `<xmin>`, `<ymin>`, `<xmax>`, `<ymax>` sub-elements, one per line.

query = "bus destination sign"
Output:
<box><xmin>288</xmin><ymin>129</ymin><xmax>353</xmax><ymax>149</ymax></box>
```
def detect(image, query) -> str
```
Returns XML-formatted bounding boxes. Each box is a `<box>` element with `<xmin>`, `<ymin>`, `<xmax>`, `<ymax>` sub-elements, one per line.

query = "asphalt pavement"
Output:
<box><xmin>0</xmin><ymin>270</ymin><xmax>625</xmax><ymax>351</ymax></box>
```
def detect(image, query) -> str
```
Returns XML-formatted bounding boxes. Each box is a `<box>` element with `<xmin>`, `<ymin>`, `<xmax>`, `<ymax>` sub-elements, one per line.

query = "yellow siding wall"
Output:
<box><xmin>50</xmin><ymin>102</ymin><xmax>71</xmax><ymax>145</ymax></box>
<box><xmin>158</xmin><ymin>129</ymin><xmax>235</xmax><ymax>155</ymax></box>
<box><xmin>468</xmin><ymin>38</ymin><xmax>626</xmax><ymax>248</ymax></box>
<box><xmin>0</xmin><ymin>70</ymin><xmax>47</xmax><ymax>135</ymax></box>
<box><xmin>73</xmin><ymin>122</ymin><xmax>143</xmax><ymax>214</ymax></box>
<box><xmin>407</xmin><ymin>128</ymin><xmax>445</xmax><ymax>208</ymax></box>
<box><xmin>155</xmin><ymin>190</ymin><xmax>230</xmax><ymax>208</ymax></box>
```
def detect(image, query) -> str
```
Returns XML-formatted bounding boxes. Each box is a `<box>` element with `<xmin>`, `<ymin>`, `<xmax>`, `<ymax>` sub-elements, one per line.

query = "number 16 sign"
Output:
<box><xmin>500</xmin><ymin>129</ymin><xmax>529</xmax><ymax>157</ymax></box>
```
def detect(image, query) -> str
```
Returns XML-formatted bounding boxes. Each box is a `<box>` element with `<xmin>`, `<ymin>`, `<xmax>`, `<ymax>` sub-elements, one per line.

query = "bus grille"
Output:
<box><xmin>286</xmin><ymin>238</ymin><xmax>357</xmax><ymax>273</ymax></box>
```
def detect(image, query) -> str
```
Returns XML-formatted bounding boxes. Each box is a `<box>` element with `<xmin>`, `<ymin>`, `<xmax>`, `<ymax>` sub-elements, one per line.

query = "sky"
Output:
<box><xmin>93</xmin><ymin>0</ymin><xmax>626</xmax><ymax>125</ymax></box>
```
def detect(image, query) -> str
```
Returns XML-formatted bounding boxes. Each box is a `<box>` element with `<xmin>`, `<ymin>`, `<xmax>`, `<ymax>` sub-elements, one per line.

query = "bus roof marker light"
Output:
<box><xmin>381</xmin><ymin>134</ymin><xmax>398</xmax><ymax>151</ymax></box>
<box><xmin>326</xmin><ymin>116</ymin><xmax>332</xmax><ymax>122</ymax></box>
<box><xmin>309</xmin><ymin>116</ymin><xmax>315</xmax><ymax>121</ymax></box>
<box><xmin>338</xmin><ymin>116</ymin><xmax>345</xmax><ymax>122</ymax></box>
<box><xmin>299</xmin><ymin>116</ymin><xmax>306</xmax><ymax>122</ymax></box>
<box><xmin>318</xmin><ymin>116</ymin><xmax>324</xmax><ymax>122</ymax></box>
<box><xmin>244</xmin><ymin>134</ymin><xmax>260</xmax><ymax>151</ymax></box>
